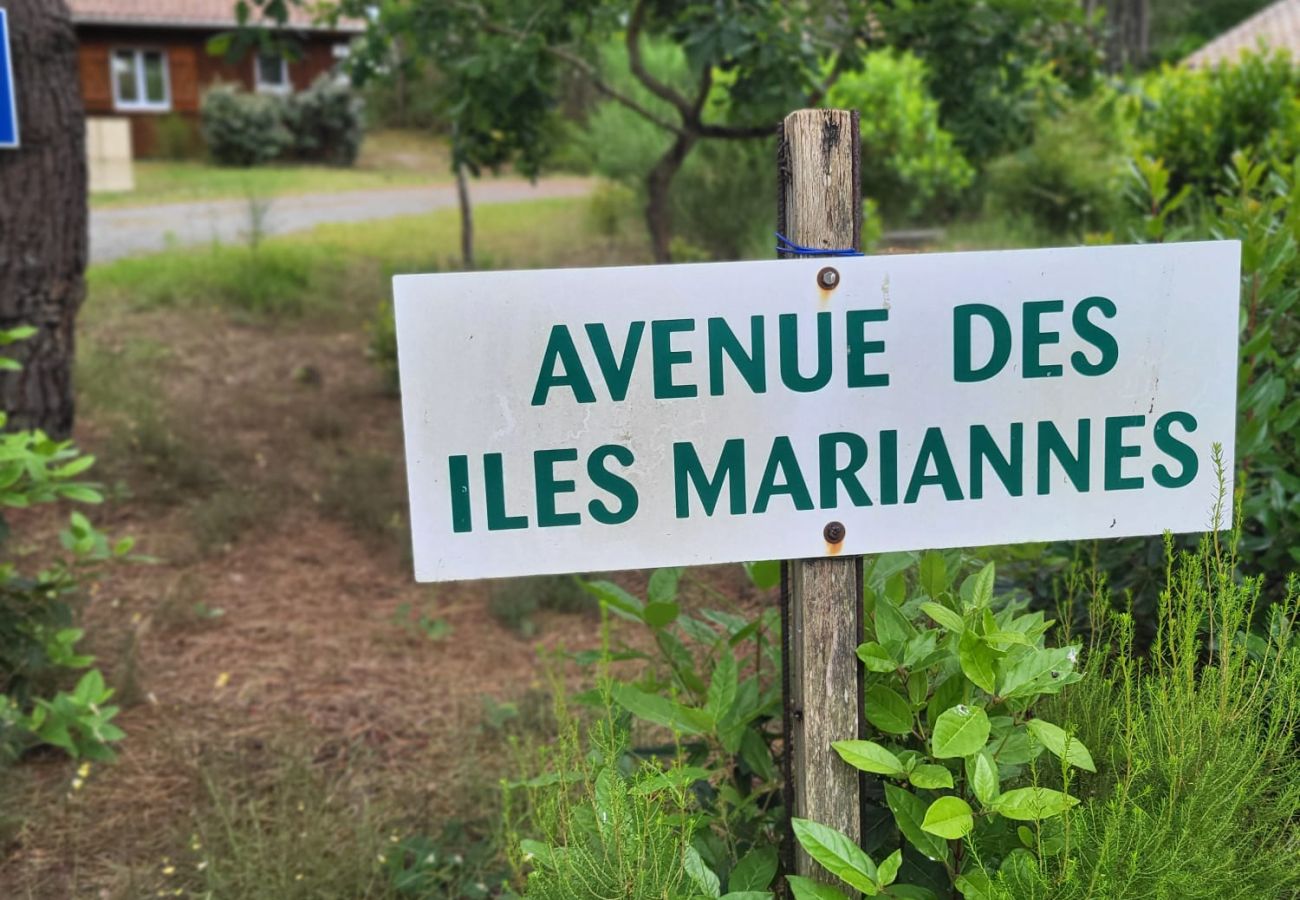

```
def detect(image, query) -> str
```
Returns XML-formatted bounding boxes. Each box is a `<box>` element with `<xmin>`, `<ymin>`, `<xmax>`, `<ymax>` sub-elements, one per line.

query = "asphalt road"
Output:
<box><xmin>89</xmin><ymin>176</ymin><xmax>594</xmax><ymax>263</ymax></box>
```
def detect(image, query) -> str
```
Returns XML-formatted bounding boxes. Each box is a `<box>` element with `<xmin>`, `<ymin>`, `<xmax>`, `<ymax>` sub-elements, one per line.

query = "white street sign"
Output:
<box><xmin>394</xmin><ymin>241</ymin><xmax>1240</xmax><ymax>582</ymax></box>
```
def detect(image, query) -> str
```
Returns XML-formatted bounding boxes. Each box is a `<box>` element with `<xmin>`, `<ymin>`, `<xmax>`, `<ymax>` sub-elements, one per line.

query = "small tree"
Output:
<box><xmin>0</xmin><ymin>0</ymin><xmax>86</xmax><ymax>438</ymax></box>
<box><xmin>245</xmin><ymin>0</ymin><xmax>873</xmax><ymax>262</ymax></box>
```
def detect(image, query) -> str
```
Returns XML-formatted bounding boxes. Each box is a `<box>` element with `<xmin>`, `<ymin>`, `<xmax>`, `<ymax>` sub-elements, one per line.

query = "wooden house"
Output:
<box><xmin>67</xmin><ymin>0</ymin><xmax>363</xmax><ymax>156</ymax></box>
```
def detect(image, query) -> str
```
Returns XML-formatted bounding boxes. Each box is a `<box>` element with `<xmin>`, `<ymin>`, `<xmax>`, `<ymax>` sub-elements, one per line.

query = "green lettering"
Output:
<box><xmin>534</xmin><ymin>448</ymin><xmax>581</xmax><ymax>527</ymax></box>
<box><xmin>652</xmin><ymin>319</ymin><xmax>697</xmax><ymax>399</ymax></box>
<box><xmin>954</xmin><ymin>304</ymin><xmax>1012</xmax><ymax>382</ymax></box>
<box><xmin>485</xmin><ymin>453</ymin><xmax>528</xmax><ymax>530</ymax></box>
<box><xmin>1036</xmin><ymin>420</ymin><xmax>1090</xmax><ymax>495</ymax></box>
<box><xmin>1023</xmin><ymin>300</ymin><xmax>1064</xmax><ymax>379</ymax></box>
<box><xmin>819</xmin><ymin>432</ymin><xmax>872</xmax><ymax>509</ymax></box>
<box><xmin>586</xmin><ymin>321</ymin><xmax>644</xmax><ymax>401</ymax></box>
<box><xmin>1105</xmin><ymin>415</ymin><xmax>1145</xmax><ymax>491</ymax></box>
<box><xmin>879</xmin><ymin>429</ymin><xmax>899</xmax><ymax>505</ymax></box>
<box><xmin>846</xmin><ymin>309</ymin><xmax>889</xmax><ymax>388</ymax></box>
<box><xmin>448</xmin><ymin>455</ymin><xmax>472</xmax><ymax>533</ymax></box>
<box><xmin>754</xmin><ymin>436</ymin><xmax>814</xmax><ymax>514</ymax></box>
<box><xmin>779</xmin><ymin>312</ymin><xmax>833</xmax><ymax>393</ymax></box>
<box><xmin>708</xmin><ymin>316</ymin><xmax>766</xmax><ymax>397</ymax></box>
<box><xmin>1071</xmin><ymin>296</ymin><xmax>1118</xmax><ymax>376</ymax></box>
<box><xmin>905</xmin><ymin>427</ymin><xmax>964</xmax><ymax>504</ymax></box>
<box><xmin>674</xmin><ymin>439</ymin><xmax>746</xmax><ymax>518</ymax></box>
<box><xmin>1152</xmin><ymin>411</ymin><xmax>1199</xmax><ymax>488</ymax></box>
<box><xmin>531</xmin><ymin>325</ymin><xmax>596</xmax><ymax>406</ymax></box>
<box><xmin>970</xmin><ymin>423</ymin><xmax>1024</xmax><ymax>500</ymax></box>
<box><xmin>588</xmin><ymin>444</ymin><xmax>639</xmax><ymax>524</ymax></box>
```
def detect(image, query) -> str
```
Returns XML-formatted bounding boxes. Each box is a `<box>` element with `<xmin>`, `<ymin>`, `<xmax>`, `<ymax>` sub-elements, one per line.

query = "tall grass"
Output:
<box><xmin>1009</xmin><ymin>514</ymin><xmax>1300</xmax><ymax>897</ymax></box>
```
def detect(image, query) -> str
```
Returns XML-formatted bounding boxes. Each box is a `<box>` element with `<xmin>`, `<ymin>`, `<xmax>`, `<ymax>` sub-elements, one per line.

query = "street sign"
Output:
<box><xmin>0</xmin><ymin>9</ymin><xmax>17</xmax><ymax>149</ymax></box>
<box><xmin>394</xmin><ymin>241</ymin><xmax>1240</xmax><ymax>582</ymax></box>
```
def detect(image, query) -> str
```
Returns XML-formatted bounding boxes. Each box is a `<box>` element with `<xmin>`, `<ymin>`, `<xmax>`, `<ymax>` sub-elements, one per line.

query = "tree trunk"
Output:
<box><xmin>644</xmin><ymin>131</ymin><xmax>696</xmax><ymax>263</ymax></box>
<box><xmin>0</xmin><ymin>0</ymin><xmax>86</xmax><ymax>439</ymax></box>
<box><xmin>457</xmin><ymin>160</ymin><xmax>474</xmax><ymax>269</ymax></box>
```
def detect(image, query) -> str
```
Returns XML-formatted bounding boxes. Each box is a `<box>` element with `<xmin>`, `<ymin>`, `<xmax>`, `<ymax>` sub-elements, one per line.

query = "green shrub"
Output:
<box><xmin>1137</xmin><ymin>50</ymin><xmax>1300</xmax><ymax>196</ymax></box>
<box><xmin>154</xmin><ymin>112</ymin><xmax>201</xmax><ymax>161</ymax></box>
<box><xmin>0</xmin><ymin>328</ymin><xmax>131</xmax><ymax>762</ymax></box>
<box><xmin>984</xmin><ymin>94</ymin><xmax>1131</xmax><ymax>237</ymax></box>
<box><xmin>998</xmin><ymin>537</ymin><xmax>1300</xmax><ymax>898</ymax></box>
<box><xmin>201</xmin><ymin>83</ymin><xmax>293</xmax><ymax>167</ymax></box>
<box><xmin>286</xmin><ymin>75</ymin><xmax>365</xmax><ymax>166</ymax></box>
<box><xmin>826</xmin><ymin>50</ymin><xmax>976</xmax><ymax>222</ymax></box>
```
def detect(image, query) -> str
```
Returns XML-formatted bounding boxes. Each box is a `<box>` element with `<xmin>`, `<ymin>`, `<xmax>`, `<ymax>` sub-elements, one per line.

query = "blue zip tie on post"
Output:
<box><xmin>774</xmin><ymin>231</ymin><xmax>865</xmax><ymax>257</ymax></box>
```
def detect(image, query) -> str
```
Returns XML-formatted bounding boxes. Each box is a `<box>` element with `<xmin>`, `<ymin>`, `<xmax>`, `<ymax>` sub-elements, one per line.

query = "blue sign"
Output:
<box><xmin>0</xmin><ymin>9</ymin><xmax>17</xmax><ymax>149</ymax></box>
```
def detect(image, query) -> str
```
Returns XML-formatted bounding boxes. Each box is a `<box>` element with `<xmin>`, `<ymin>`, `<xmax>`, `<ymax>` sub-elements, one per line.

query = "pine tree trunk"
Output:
<box><xmin>0</xmin><ymin>0</ymin><xmax>86</xmax><ymax>439</ymax></box>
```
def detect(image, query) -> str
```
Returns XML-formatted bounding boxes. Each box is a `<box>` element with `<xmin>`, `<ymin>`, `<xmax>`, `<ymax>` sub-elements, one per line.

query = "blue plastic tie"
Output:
<box><xmin>774</xmin><ymin>231</ymin><xmax>865</xmax><ymax>257</ymax></box>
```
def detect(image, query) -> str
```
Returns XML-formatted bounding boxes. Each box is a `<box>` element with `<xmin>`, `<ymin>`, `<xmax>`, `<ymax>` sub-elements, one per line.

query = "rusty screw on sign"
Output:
<box><xmin>823</xmin><ymin>521</ymin><xmax>846</xmax><ymax>544</ymax></box>
<box><xmin>817</xmin><ymin>266</ymin><xmax>840</xmax><ymax>290</ymax></box>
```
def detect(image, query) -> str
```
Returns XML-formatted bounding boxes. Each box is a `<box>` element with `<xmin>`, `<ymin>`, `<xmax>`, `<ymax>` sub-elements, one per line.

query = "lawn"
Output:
<box><xmin>90</xmin><ymin>130</ymin><xmax>455</xmax><ymax>209</ymax></box>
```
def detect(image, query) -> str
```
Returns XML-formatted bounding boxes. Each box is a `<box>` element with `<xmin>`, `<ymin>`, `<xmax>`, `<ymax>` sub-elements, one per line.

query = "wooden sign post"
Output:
<box><xmin>777</xmin><ymin>109</ymin><xmax>866</xmax><ymax>883</ymax></box>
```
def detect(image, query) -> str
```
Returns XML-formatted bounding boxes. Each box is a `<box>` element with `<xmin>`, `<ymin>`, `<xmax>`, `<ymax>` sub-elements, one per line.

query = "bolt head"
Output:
<box><xmin>817</xmin><ymin>267</ymin><xmax>840</xmax><ymax>290</ymax></box>
<box><xmin>823</xmin><ymin>521</ymin><xmax>846</xmax><ymax>543</ymax></box>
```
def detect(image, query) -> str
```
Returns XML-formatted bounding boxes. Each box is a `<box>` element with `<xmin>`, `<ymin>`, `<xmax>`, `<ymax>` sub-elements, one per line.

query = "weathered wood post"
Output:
<box><xmin>778</xmin><ymin>108</ymin><xmax>865</xmax><ymax>884</ymax></box>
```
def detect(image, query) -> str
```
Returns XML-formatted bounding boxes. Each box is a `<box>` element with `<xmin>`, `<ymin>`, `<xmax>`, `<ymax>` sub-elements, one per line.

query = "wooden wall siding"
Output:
<box><xmin>76</xmin><ymin>26</ymin><xmax>347</xmax><ymax>157</ymax></box>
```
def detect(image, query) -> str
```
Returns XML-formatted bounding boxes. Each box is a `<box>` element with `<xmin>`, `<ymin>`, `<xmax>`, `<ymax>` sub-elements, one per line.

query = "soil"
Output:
<box><xmin>0</xmin><ymin>295</ymin><xmax>763</xmax><ymax>898</ymax></box>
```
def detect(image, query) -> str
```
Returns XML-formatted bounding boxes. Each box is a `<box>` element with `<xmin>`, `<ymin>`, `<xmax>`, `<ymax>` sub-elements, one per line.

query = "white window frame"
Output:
<box><xmin>110</xmin><ymin>48</ymin><xmax>172</xmax><ymax>112</ymax></box>
<box><xmin>254</xmin><ymin>52</ymin><xmax>292</xmax><ymax>95</ymax></box>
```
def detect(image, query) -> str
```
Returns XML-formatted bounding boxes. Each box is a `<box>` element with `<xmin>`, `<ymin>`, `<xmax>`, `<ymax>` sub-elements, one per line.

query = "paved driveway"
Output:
<box><xmin>89</xmin><ymin>176</ymin><xmax>594</xmax><ymax>263</ymax></box>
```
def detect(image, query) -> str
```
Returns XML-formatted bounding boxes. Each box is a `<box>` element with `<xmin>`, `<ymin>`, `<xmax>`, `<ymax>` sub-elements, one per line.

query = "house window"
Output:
<box><xmin>111</xmin><ymin>49</ymin><xmax>170</xmax><ymax>111</ymax></box>
<box><xmin>255</xmin><ymin>52</ymin><xmax>291</xmax><ymax>94</ymax></box>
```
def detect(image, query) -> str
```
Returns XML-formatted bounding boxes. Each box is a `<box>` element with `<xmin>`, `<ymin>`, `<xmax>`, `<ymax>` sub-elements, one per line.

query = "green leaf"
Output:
<box><xmin>920</xmin><ymin>602</ymin><xmax>964</xmax><ymax>633</ymax></box>
<box><xmin>582</xmin><ymin>580</ymin><xmax>644</xmax><ymax>622</ymax></box>
<box><xmin>966</xmin><ymin>750</ymin><xmax>1000</xmax><ymax>806</ymax></box>
<box><xmin>991</xmin><ymin>787</ymin><xmax>1079</xmax><ymax>821</ymax></box>
<box><xmin>964</xmin><ymin>563</ymin><xmax>996</xmax><ymax>610</ymax></box>
<box><xmin>955</xmin><ymin>871</ymin><xmax>1002</xmax><ymax>899</ymax></box>
<box><xmin>790</xmin><ymin>818</ymin><xmax>878</xmax><ymax>894</ymax></box>
<box><xmin>609</xmin><ymin>683</ymin><xmax>707</xmax><ymax>735</ymax></box>
<box><xmin>998</xmin><ymin>646</ymin><xmax>1081</xmax><ymax>699</ymax></box>
<box><xmin>631</xmin><ymin>766</ymin><xmax>712</xmax><ymax>795</ymax></box>
<box><xmin>857</xmin><ymin>642</ymin><xmax>897</xmax><ymax>672</ymax></box>
<box><xmin>921</xmin><ymin>795</ymin><xmax>974</xmax><ymax>839</ymax></box>
<box><xmin>908</xmin><ymin>764</ymin><xmax>953</xmax><ymax>789</ymax></box>
<box><xmin>59</xmin><ymin>485</ymin><xmax>103</xmax><ymax>504</ymax></box>
<box><xmin>786</xmin><ymin>876</ymin><xmax>851</xmax><ymax>900</ymax></box>
<box><xmin>874</xmin><ymin>595</ymin><xmax>918</xmax><ymax>655</ymax></box>
<box><xmin>884</xmin><ymin>783</ymin><xmax>949</xmax><ymax>863</ymax></box>
<box><xmin>877</xmin><ymin>849</ymin><xmax>902</xmax><ymax>887</ymax></box>
<box><xmin>648</xmin><ymin>567</ymin><xmax>682</xmax><ymax>605</ymax></box>
<box><xmin>864</xmin><ymin>684</ymin><xmax>913</xmax><ymax>735</ymax></box>
<box><xmin>919</xmin><ymin>551</ymin><xmax>948</xmax><ymax>598</ymax></box>
<box><xmin>931</xmin><ymin>705</ymin><xmax>990</xmax><ymax>758</ymax></box>
<box><xmin>707</xmin><ymin>646</ymin><xmax>738</xmax><ymax>725</ymax></box>
<box><xmin>744</xmin><ymin>560</ymin><xmax>781</xmax><ymax>590</ymax></box>
<box><xmin>740</xmin><ymin>728</ymin><xmax>777</xmax><ymax>782</ymax></box>
<box><xmin>685</xmin><ymin>845</ymin><xmax>721</xmax><ymax>897</ymax></box>
<box><xmin>1026</xmin><ymin>719</ymin><xmax>1096</xmax><ymax>772</ymax></box>
<box><xmin>644</xmin><ymin>601</ymin><xmax>680</xmax><ymax>628</ymax></box>
<box><xmin>729</xmin><ymin>846</ymin><xmax>777</xmax><ymax>892</ymax></box>
<box><xmin>719</xmin><ymin>893</ymin><xmax>773</xmax><ymax>900</ymax></box>
<box><xmin>832</xmin><ymin>740</ymin><xmax>905</xmax><ymax>776</ymax></box>
<box><xmin>958</xmin><ymin>630</ymin><xmax>997</xmax><ymax>693</ymax></box>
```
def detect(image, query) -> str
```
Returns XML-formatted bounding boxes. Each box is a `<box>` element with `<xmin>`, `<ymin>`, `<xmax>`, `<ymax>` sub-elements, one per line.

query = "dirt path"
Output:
<box><xmin>89</xmin><ymin>176</ymin><xmax>595</xmax><ymax>263</ymax></box>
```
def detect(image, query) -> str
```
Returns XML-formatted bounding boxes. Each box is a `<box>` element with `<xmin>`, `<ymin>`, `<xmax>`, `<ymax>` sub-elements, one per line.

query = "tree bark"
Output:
<box><xmin>0</xmin><ymin>0</ymin><xmax>86</xmax><ymax>439</ymax></box>
<box><xmin>644</xmin><ymin>131</ymin><xmax>696</xmax><ymax>263</ymax></box>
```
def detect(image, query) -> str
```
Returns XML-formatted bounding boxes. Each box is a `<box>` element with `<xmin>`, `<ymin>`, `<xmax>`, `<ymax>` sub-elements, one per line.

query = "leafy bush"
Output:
<box><xmin>287</xmin><ymin>75</ymin><xmax>365</xmax><ymax>166</ymax></box>
<box><xmin>789</xmin><ymin>553</ymin><xmax>1089</xmax><ymax>898</ymax></box>
<box><xmin>0</xmin><ymin>328</ymin><xmax>131</xmax><ymax>762</ymax></box>
<box><xmin>1137</xmin><ymin>50</ymin><xmax>1300</xmax><ymax>196</ymax></box>
<box><xmin>983</xmin><ymin>94</ymin><xmax>1131</xmax><ymax>237</ymax></box>
<box><xmin>201</xmin><ymin>83</ymin><xmax>294</xmax><ymax>167</ymax></box>
<box><xmin>202</xmin><ymin>78</ymin><xmax>364</xmax><ymax>168</ymax></box>
<box><xmin>154</xmin><ymin>112</ymin><xmax>202</xmax><ymax>161</ymax></box>
<box><xmin>826</xmin><ymin>50</ymin><xmax>975</xmax><ymax>222</ymax></box>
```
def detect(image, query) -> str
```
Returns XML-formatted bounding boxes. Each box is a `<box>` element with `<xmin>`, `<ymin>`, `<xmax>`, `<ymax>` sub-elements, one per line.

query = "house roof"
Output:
<box><xmin>1185</xmin><ymin>0</ymin><xmax>1300</xmax><ymax>67</ymax></box>
<box><xmin>66</xmin><ymin>0</ymin><xmax>366</xmax><ymax>33</ymax></box>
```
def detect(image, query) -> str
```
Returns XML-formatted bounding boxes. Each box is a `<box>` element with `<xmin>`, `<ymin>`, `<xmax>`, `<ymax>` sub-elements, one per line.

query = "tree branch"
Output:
<box><xmin>626</xmin><ymin>0</ymin><xmax>695</xmax><ymax>121</ymax></box>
